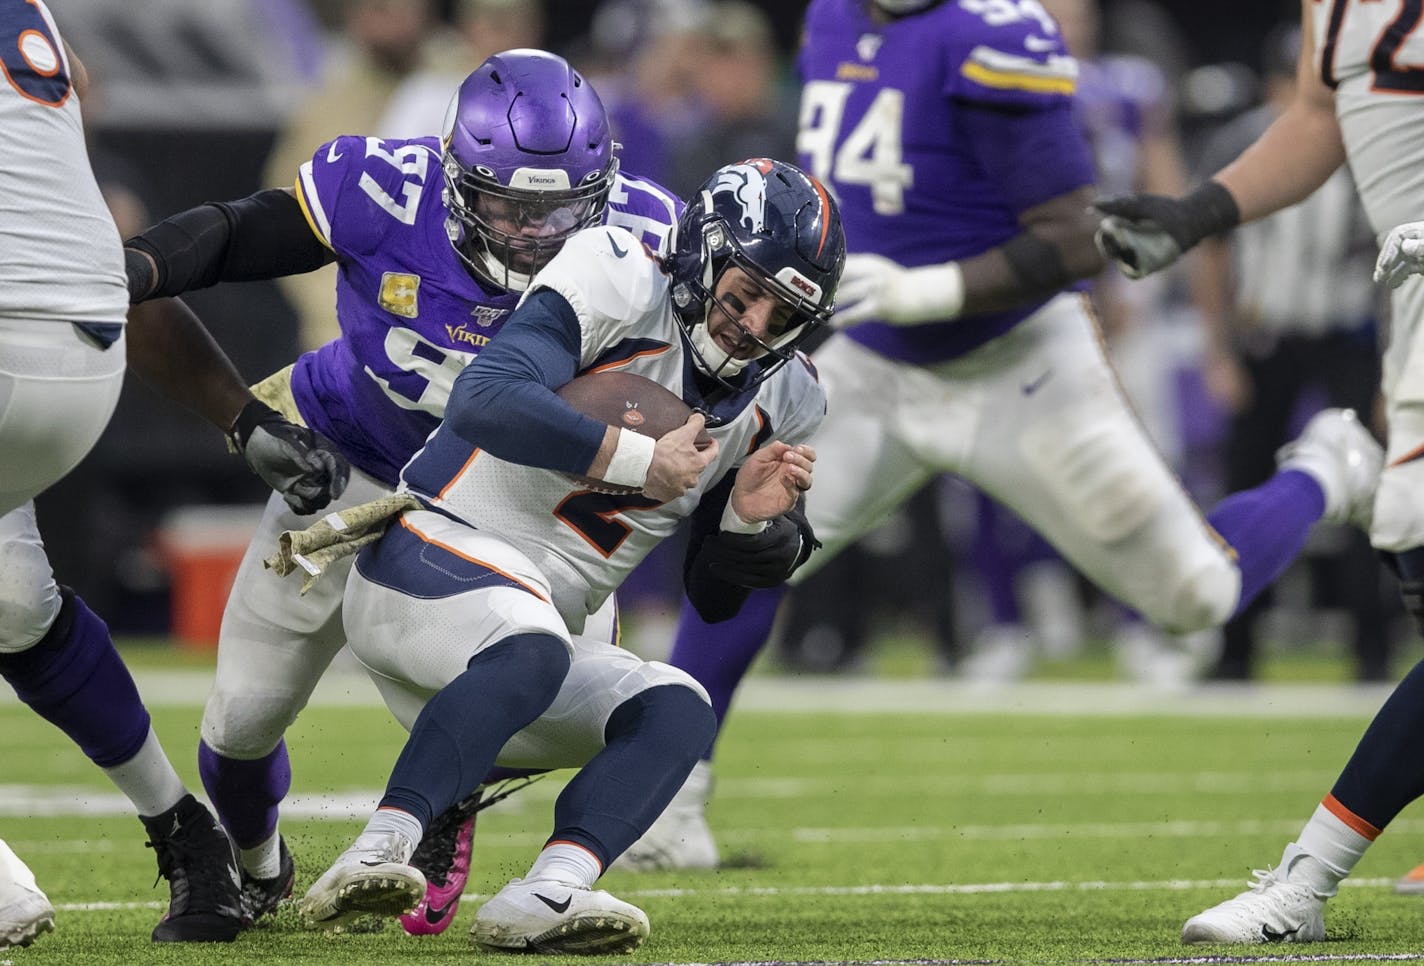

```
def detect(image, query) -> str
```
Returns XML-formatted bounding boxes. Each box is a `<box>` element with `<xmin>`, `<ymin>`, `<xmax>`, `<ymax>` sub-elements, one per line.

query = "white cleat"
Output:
<box><xmin>1276</xmin><ymin>408</ymin><xmax>1383</xmax><ymax>531</ymax></box>
<box><xmin>299</xmin><ymin>830</ymin><xmax>426</xmax><ymax>928</ymax></box>
<box><xmin>470</xmin><ymin>877</ymin><xmax>649</xmax><ymax>954</ymax></box>
<box><xmin>613</xmin><ymin>759</ymin><xmax>719</xmax><ymax>871</ymax></box>
<box><xmin>1182</xmin><ymin>852</ymin><xmax>1329</xmax><ymax>945</ymax></box>
<box><xmin>0</xmin><ymin>841</ymin><xmax>54</xmax><ymax>948</ymax></box>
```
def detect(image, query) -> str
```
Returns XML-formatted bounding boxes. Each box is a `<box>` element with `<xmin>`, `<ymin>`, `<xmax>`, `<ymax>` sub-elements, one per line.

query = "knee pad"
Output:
<box><xmin>1150</xmin><ymin>556</ymin><xmax>1240</xmax><ymax>634</ymax></box>
<box><xmin>1372</xmin><ymin>459</ymin><xmax>1424</xmax><ymax>552</ymax></box>
<box><xmin>0</xmin><ymin>538</ymin><xmax>61</xmax><ymax>651</ymax></box>
<box><xmin>201</xmin><ymin>687</ymin><xmax>299</xmax><ymax>760</ymax></box>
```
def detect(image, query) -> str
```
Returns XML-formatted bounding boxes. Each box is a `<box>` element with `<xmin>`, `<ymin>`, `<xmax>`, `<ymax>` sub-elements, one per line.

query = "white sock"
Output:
<box><xmin>241</xmin><ymin>830</ymin><xmax>282</xmax><ymax>880</ymax></box>
<box><xmin>354</xmin><ymin>807</ymin><xmax>422</xmax><ymax>862</ymax></box>
<box><xmin>1287</xmin><ymin>800</ymin><xmax>1375</xmax><ymax>896</ymax></box>
<box><xmin>527</xmin><ymin>841</ymin><xmax>601</xmax><ymax>889</ymax></box>
<box><xmin>101</xmin><ymin>729</ymin><xmax>186</xmax><ymax>818</ymax></box>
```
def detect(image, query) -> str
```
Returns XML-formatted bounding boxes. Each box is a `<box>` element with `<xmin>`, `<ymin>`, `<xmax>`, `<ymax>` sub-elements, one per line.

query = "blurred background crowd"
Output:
<box><xmin>40</xmin><ymin>0</ymin><xmax>1402</xmax><ymax>685</ymax></box>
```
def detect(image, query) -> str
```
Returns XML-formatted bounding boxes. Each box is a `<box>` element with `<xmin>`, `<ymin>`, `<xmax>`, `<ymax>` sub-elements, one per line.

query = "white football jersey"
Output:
<box><xmin>0</xmin><ymin>0</ymin><xmax>126</xmax><ymax>326</ymax></box>
<box><xmin>1310</xmin><ymin>0</ymin><xmax>1424</xmax><ymax>236</ymax></box>
<box><xmin>406</xmin><ymin>226</ymin><xmax>826</xmax><ymax>629</ymax></box>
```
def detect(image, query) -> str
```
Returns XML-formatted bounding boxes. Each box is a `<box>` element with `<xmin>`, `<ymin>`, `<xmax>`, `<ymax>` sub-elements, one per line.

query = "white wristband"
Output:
<box><xmin>720</xmin><ymin>502</ymin><xmax>768</xmax><ymax>534</ymax></box>
<box><xmin>602</xmin><ymin>429</ymin><xmax>656</xmax><ymax>490</ymax></box>
<box><xmin>902</xmin><ymin>261</ymin><xmax>965</xmax><ymax>324</ymax></box>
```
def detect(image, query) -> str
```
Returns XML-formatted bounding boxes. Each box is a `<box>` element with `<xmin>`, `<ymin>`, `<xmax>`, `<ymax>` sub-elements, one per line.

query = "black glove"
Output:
<box><xmin>698</xmin><ymin>507</ymin><xmax>820</xmax><ymax>589</ymax></box>
<box><xmin>230</xmin><ymin>399</ymin><xmax>350</xmax><ymax>515</ymax></box>
<box><xmin>1093</xmin><ymin>181</ymin><xmax>1240</xmax><ymax>279</ymax></box>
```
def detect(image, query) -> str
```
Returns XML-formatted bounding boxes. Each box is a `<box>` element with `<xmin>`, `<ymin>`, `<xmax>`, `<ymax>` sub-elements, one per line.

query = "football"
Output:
<box><xmin>555</xmin><ymin>370</ymin><xmax>709</xmax><ymax>494</ymax></box>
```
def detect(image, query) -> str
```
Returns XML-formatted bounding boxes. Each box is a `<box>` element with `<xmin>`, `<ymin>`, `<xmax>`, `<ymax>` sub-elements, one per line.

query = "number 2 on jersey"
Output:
<box><xmin>799</xmin><ymin>81</ymin><xmax>913</xmax><ymax>215</ymax></box>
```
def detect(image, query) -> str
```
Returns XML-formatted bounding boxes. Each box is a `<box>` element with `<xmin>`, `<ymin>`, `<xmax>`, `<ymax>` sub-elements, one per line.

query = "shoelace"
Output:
<box><xmin>147</xmin><ymin>830</ymin><xmax>241</xmax><ymax>919</ymax></box>
<box><xmin>412</xmin><ymin>777</ymin><xmax>544</xmax><ymax>883</ymax></box>
<box><xmin>1247</xmin><ymin>866</ymin><xmax>1282</xmax><ymax>893</ymax></box>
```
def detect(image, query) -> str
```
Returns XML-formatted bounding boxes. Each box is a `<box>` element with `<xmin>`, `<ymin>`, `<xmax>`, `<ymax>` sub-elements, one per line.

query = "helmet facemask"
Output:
<box><xmin>443</xmin><ymin>152</ymin><xmax>616</xmax><ymax>293</ymax></box>
<box><xmin>676</xmin><ymin>218</ymin><xmax>831</xmax><ymax>392</ymax></box>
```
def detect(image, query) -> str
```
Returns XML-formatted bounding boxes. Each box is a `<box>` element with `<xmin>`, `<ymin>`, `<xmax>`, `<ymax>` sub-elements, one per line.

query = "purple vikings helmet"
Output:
<box><xmin>670</xmin><ymin>158</ymin><xmax>845</xmax><ymax>389</ymax></box>
<box><xmin>441</xmin><ymin>49</ymin><xmax>618</xmax><ymax>292</ymax></box>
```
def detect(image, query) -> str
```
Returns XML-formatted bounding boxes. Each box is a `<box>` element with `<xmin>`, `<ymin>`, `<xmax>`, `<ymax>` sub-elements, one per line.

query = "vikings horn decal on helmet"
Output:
<box><xmin>670</xmin><ymin>158</ymin><xmax>846</xmax><ymax>390</ymax></box>
<box><xmin>441</xmin><ymin>48</ymin><xmax>618</xmax><ymax>292</ymax></box>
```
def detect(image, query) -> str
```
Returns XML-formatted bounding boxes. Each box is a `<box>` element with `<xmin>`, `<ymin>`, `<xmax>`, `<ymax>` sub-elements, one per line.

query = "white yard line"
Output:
<box><xmin>0</xmin><ymin>666</ymin><xmax>1395</xmax><ymax>716</ymax></box>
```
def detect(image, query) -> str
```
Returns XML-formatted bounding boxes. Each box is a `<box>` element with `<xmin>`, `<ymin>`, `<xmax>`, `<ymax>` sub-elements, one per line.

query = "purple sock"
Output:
<box><xmin>1207</xmin><ymin>469</ymin><xmax>1325</xmax><ymax>618</ymax></box>
<box><xmin>667</xmin><ymin>585</ymin><xmax>787</xmax><ymax>752</ymax></box>
<box><xmin>199</xmin><ymin>739</ymin><xmax>292</xmax><ymax>849</ymax></box>
<box><xmin>0</xmin><ymin>589</ymin><xmax>150</xmax><ymax>767</ymax></box>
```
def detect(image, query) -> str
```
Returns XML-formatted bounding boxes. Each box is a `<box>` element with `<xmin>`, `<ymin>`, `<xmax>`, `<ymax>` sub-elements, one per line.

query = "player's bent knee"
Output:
<box><xmin>607</xmin><ymin>682</ymin><xmax>717</xmax><ymax>760</ymax></box>
<box><xmin>0</xmin><ymin>545</ymin><xmax>61</xmax><ymax>652</ymax></box>
<box><xmin>1372</xmin><ymin>465</ymin><xmax>1424</xmax><ymax>552</ymax></box>
<box><xmin>200</xmin><ymin>689</ymin><xmax>298</xmax><ymax>760</ymax></box>
<box><xmin>1146</xmin><ymin>558</ymin><xmax>1239</xmax><ymax>634</ymax></box>
<box><xmin>625</xmin><ymin>661</ymin><xmax>711</xmax><ymax>707</ymax></box>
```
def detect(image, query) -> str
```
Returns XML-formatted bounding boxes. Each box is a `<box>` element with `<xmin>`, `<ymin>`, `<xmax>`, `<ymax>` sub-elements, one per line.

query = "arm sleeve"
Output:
<box><xmin>957</xmin><ymin>101</ymin><xmax>1097</xmax><ymax>214</ymax></box>
<box><xmin>682</xmin><ymin>472</ymin><xmax>753</xmax><ymax>623</ymax></box>
<box><xmin>443</xmin><ymin>288</ymin><xmax>612</xmax><ymax>473</ymax></box>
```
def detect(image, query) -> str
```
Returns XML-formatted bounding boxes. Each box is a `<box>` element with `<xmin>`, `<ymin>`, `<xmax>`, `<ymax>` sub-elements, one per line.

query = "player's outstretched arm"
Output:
<box><xmin>834</xmin><ymin>185</ymin><xmax>1105</xmax><ymax>327</ymax></box>
<box><xmin>126</xmin><ymin>297</ymin><xmax>350</xmax><ymax>513</ymax></box>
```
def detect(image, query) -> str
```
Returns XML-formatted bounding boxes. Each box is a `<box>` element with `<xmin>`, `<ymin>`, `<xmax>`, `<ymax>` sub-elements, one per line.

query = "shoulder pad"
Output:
<box><xmin>296</xmin><ymin>135</ymin><xmax>441</xmax><ymax>257</ymax></box>
<box><xmin>605</xmin><ymin>172</ymin><xmax>684</xmax><ymax>258</ymax></box>
<box><xmin>525</xmin><ymin>226</ymin><xmax>668</xmax><ymax>353</ymax></box>
<box><xmin>947</xmin><ymin>2</ymin><xmax>1077</xmax><ymax>108</ymax></box>
<box><xmin>762</xmin><ymin>352</ymin><xmax>827</xmax><ymax>447</ymax></box>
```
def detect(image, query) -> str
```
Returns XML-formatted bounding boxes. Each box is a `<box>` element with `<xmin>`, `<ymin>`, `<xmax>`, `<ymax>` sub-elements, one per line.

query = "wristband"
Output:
<box><xmin>909</xmin><ymin>262</ymin><xmax>965</xmax><ymax>323</ymax></box>
<box><xmin>720</xmin><ymin>502</ymin><xmax>768</xmax><ymax>535</ymax></box>
<box><xmin>602</xmin><ymin>429</ymin><xmax>656</xmax><ymax>490</ymax></box>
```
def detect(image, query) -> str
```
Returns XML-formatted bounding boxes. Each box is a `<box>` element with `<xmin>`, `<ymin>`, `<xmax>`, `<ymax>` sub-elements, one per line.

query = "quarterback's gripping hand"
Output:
<box><xmin>231</xmin><ymin>400</ymin><xmax>351</xmax><ymax>515</ymax></box>
<box><xmin>831</xmin><ymin>253</ymin><xmax>965</xmax><ymax>328</ymax></box>
<box><xmin>1374</xmin><ymin>221</ymin><xmax>1424</xmax><ymax>289</ymax></box>
<box><xmin>1093</xmin><ymin>181</ymin><xmax>1241</xmax><ymax>280</ymax></box>
<box><xmin>699</xmin><ymin>508</ymin><xmax>820</xmax><ymax>588</ymax></box>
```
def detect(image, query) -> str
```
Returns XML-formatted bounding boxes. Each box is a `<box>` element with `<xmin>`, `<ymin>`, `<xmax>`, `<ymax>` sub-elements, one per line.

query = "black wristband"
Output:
<box><xmin>1179</xmin><ymin>180</ymin><xmax>1241</xmax><ymax>246</ymax></box>
<box><xmin>230</xmin><ymin>398</ymin><xmax>278</xmax><ymax>449</ymax></box>
<box><xmin>124</xmin><ymin>247</ymin><xmax>156</xmax><ymax>303</ymax></box>
<box><xmin>1002</xmin><ymin>232</ymin><xmax>1073</xmax><ymax>293</ymax></box>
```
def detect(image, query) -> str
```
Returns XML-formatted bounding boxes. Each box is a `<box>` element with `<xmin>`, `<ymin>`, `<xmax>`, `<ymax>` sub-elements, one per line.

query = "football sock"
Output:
<box><xmin>1207</xmin><ymin>469</ymin><xmax>1324</xmax><ymax>616</ymax></box>
<box><xmin>101</xmin><ymin>728</ymin><xmax>186</xmax><ymax>817</ymax></box>
<box><xmin>528</xmin><ymin>841</ymin><xmax>602</xmax><ymax>889</ymax></box>
<box><xmin>546</xmin><ymin>685</ymin><xmax>717</xmax><ymax>868</ymax></box>
<box><xmin>359</xmin><ymin>807</ymin><xmax>423</xmax><ymax>859</ymax></box>
<box><xmin>378</xmin><ymin>633</ymin><xmax>569</xmax><ymax>829</ymax></box>
<box><xmin>1287</xmin><ymin>801</ymin><xmax>1374</xmax><ymax>896</ymax></box>
<box><xmin>198</xmin><ymin>739</ymin><xmax>291</xmax><ymax>850</ymax></box>
<box><xmin>0</xmin><ymin>587</ymin><xmax>158</xmax><ymax>769</ymax></box>
<box><xmin>239</xmin><ymin>831</ymin><xmax>283</xmax><ymax>881</ymax></box>
<box><xmin>667</xmin><ymin>586</ymin><xmax>786</xmax><ymax>743</ymax></box>
<box><xmin>1328</xmin><ymin>658</ymin><xmax>1424</xmax><ymax>829</ymax></box>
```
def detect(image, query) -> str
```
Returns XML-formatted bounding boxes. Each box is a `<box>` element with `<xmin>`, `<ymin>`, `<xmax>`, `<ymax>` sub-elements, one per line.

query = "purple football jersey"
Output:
<box><xmin>288</xmin><ymin>134</ymin><xmax>681</xmax><ymax>484</ymax></box>
<box><xmin>797</xmin><ymin>0</ymin><xmax>1093</xmax><ymax>363</ymax></box>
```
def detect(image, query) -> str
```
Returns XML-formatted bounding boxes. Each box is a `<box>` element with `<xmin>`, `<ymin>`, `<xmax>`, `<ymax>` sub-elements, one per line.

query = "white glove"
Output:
<box><xmin>831</xmin><ymin>253</ymin><xmax>965</xmax><ymax>328</ymax></box>
<box><xmin>1374</xmin><ymin>221</ymin><xmax>1424</xmax><ymax>289</ymax></box>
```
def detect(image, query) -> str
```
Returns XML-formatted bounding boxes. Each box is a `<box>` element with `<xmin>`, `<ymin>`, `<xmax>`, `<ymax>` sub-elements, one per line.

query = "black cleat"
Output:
<box><xmin>141</xmin><ymin>794</ymin><xmax>246</xmax><ymax>942</ymax></box>
<box><xmin>240</xmin><ymin>836</ymin><xmax>295</xmax><ymax>922</ymax></box>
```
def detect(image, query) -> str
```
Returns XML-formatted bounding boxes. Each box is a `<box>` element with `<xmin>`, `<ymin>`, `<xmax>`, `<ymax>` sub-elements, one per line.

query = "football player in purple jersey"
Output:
<box><xmin>620</xmin><ymin>0</ymin><xmax>1385</xmax><ymax>872</ymax></box>
<box><xmin>123</xmin><ymin>49</ymin><xmax>687</xmax><ymax>932</ymax></box>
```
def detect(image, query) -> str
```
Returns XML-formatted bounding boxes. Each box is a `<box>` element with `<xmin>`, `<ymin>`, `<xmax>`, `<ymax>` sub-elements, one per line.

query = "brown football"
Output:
<box><xmin>555</xmin><ymin>370</ymin><xmax>710</xmax><ymax>494</ymax></box>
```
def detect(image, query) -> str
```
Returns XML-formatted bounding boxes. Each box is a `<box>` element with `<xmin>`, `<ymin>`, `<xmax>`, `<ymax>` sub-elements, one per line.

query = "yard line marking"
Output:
<box><xmin>4</xmin><ymin>670</ymin><xmax>1394</xmax><ymax>716</ymax></box>
<box><xmin>51</xmin><ymin>874</ymin><xmax>1400</xmax><ymax>914</ymax></box>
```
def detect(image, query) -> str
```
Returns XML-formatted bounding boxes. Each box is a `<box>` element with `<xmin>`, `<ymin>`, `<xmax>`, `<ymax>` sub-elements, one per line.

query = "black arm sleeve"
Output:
<box><xmin>683</xmin><ymin>473</ymin><xmax>752</xmax><ymax>623</ymax></box>
<box><xmin>125</xmin><ymin>188</ymin><xmax>334</xmax><ymax>302</ymax></box>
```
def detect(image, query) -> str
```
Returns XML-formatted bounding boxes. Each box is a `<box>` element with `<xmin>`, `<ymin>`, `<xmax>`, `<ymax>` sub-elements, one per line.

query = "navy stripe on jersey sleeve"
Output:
<box><xmin>444</xmin><ymin>288</ymin><xmax>610</xmax><ymax>474</ymax></box>
<box><xmin>957</xmin><ymin>100</ymin><xmax>1096</xmax><ymax>214</ymax></box>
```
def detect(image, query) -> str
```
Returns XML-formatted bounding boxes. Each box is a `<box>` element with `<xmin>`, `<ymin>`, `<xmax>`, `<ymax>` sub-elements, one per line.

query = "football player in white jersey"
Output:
<box><xmin>0</xmin><ymin>0</ymin><xmax>347</xmax><ymax>945</ymax></box>
<box><xmin>1095</xmin><ymin>0</ymin><xmax>1424</xmax><ymax>945</ymax></box>
<box><xmin>283</xmin><ymin>158</ymin><xmax>841</xmax><ymax>953</ymax></box>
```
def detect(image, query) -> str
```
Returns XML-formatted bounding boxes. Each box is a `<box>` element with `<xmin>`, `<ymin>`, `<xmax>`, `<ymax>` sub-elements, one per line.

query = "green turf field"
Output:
<box><xmin>5</xmin><ymin>652</ymin><xmax>1424</xmax><ymax>964</ymax></box>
